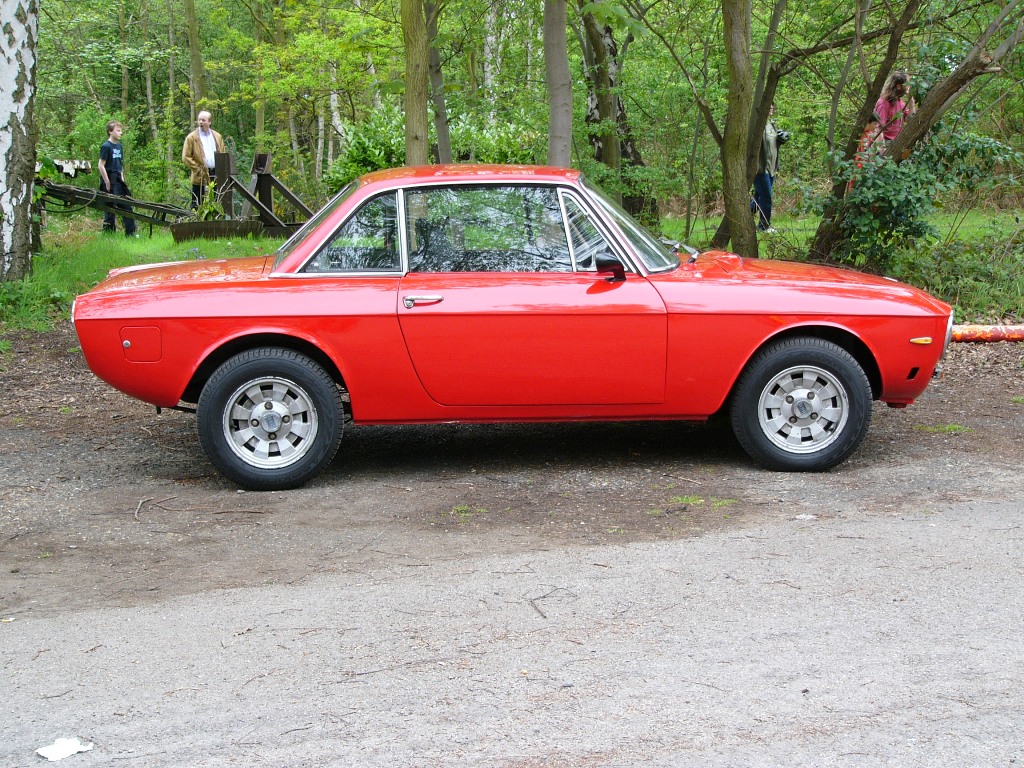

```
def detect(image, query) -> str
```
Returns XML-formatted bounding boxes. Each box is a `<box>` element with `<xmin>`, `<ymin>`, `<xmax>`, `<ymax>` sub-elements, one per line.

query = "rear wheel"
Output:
<box><xmin>198</xmin><ymin>348</ymin><xmax>344</xmax><ymax>490</ymax></box>
<box><xmin>730</xmin><ymin>338</ymin><xmax>872</xmax><ymax>471</ymax></box>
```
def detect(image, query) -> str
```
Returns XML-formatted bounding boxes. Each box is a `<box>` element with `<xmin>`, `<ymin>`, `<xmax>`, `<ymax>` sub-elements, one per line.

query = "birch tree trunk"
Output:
<box><xmin>580</xmin><ymin>8</ymin><xmax>621</xmax><ymax>181</ymax></box>
<box><xmin>483</xmin><ymin>1</ymin><xmax>499</xmax><ymax>92</ymax></box>
<box><xmin>315</xmin><ymin>106</ymin><xmax>325</xmax><ymax>180</ymax></box>
<box><xmin>329</xmin><ymin>73</ymin><xmax>343</xmax><ymax>166</ymax></box>
<box><xmin>1</xmin><ymin>0</ymin><xmax>39</xmax><ymax>281</ymax></box>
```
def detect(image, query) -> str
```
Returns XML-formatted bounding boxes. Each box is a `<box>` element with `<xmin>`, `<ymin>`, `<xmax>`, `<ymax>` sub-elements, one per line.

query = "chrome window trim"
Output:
<box><xmin>293</xmin><ymin>189</ymin><xmax>402</xmax><ymax>276</ymax></box>
<box><xmin>580</xmin><ymin>178</ymin><xmax>679</xmax><ymax>274</ymax></box>
<box><xmin>269</xmin><ymin>176</ymin><xmax>650</xmax><ymax>278</ymax></box>
<box><xmin>401</xmin><ymin>182</ymin><xmax>578</xmax><ymax>275</ymax></box>
<box><xmin>271</xmin><ymin>180</ymin><xmax>358</xmax><ymax>272</ymax></box>
<box><xmin>557</xmin><ymin>188</ymin><xmax>641</xmax><ymax>274</ymax></box>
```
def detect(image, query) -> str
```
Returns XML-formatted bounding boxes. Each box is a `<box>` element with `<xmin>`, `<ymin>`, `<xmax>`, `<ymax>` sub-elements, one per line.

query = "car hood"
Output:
<box><xmin>655</xmin><ymin>250</ymin><xmax>951</xmax><ymax>315</ymax></box>
<box><xmin>691</xmin><ymin>250</ymin><xmax>898</xmax><ymax>284</ymax></box>
<box><xmin>96</xmin><ymin>256</ymin><xmax>273</xmax><ymax>291</ymax></box>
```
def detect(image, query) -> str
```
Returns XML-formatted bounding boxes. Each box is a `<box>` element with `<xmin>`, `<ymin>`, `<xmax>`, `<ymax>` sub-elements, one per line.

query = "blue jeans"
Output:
<box><xmin>752</xmin><ymin>173</ymin><xmax>774</xmax><ymax>230</ymax></box>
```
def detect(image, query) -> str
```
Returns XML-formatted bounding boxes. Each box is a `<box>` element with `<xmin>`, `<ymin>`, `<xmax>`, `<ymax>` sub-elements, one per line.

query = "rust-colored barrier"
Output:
<box><xmin>952</xmin><ymin>325</ymin><xmax>1024</xmax><ymax>343</ymax></box>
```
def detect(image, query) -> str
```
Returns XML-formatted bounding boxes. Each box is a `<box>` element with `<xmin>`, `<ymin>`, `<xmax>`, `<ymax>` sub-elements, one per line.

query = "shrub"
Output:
<box><xmin>831</xmin><ymin>129</ymin><xmax>1021</xmax><ymax>272</ymax></box>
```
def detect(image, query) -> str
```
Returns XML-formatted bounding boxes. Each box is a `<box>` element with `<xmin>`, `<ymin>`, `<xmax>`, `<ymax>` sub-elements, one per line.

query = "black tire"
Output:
<box><xmin>197</xmin><ymin>348</ymin><xmax>344</xmax><ymax>490</ymax></box>
<box><xmin>730</xmin><ymin>337</ymin><xmax>872</xmax><ymax>471</ymax></box>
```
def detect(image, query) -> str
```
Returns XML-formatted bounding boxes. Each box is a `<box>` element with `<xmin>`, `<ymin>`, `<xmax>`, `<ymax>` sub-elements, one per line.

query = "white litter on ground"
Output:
<box><xmin>35</xmin><ymin>738</ymin><xmax>94</xmax><ymax>761</ymax></box>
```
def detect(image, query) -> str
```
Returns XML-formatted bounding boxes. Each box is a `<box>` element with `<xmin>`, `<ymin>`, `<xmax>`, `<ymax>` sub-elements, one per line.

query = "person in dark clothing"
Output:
<box><xmin>98</xmin><ymin>120</ymin><xmax>137</xmax><ymax>236</ymax></box>
<box><xmin>751</xmin><ymin>104</ymin><xmax>789</xmax><ymax>233</ymax></box>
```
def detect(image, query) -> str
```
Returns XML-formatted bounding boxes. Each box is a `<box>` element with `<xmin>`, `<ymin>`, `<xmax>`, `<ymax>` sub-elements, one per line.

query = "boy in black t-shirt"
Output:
<box><xmin>98</xmin><ymin>120</ymin><xmax>137</xmax><ymax>236</ymax></box>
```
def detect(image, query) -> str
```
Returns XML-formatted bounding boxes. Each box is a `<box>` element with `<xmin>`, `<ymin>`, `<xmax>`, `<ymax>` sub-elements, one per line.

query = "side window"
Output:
<box><xmin>562</xmin><ymin>194</ymin><xmax>617</xmax><ymax>272</ymax></box>
<box><xmin>303</xmin><ymin>192</ymin><xmax>399</xmax><ymax>273</ymax></box>
<box><xmin>406</xmin><ymin>185</ymin><xmax>572</xmax><ymax>273</ymax></box>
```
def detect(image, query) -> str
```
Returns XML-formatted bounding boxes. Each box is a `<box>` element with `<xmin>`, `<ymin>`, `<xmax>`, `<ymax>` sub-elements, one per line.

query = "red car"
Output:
<box><xmin>73</xmin><ymin>165</ymin><xmax>953</xmax><ymax>490</ymax></box>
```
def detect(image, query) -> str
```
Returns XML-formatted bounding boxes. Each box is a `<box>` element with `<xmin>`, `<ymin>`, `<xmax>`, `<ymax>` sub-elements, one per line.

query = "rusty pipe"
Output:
<box><xmin>951</xmin><ymin>325</ymin><xmax>1024</xmax><ymax>343</ymax></box>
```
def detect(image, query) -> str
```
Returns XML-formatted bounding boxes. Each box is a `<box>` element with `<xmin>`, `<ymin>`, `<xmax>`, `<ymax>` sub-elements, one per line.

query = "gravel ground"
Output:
<box><xmin>1</xmin><ymin>328</ymin><xmax>1022</xmax><ymax>765</ymax></box>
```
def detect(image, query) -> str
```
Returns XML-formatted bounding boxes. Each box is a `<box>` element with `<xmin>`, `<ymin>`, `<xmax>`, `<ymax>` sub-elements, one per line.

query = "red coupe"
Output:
<box><xmin>73</xmin><ymin>165</ymin><xmax>953</xmax><ymax>490</ymax></box>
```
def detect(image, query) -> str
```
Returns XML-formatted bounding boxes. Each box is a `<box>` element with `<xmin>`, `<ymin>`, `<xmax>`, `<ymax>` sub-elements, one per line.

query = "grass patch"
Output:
<box><xmin>913</xmin><ymin>423</ymin><xmax>973</xmax><ymax>434</ymax></box>
<box><xmin>0</xmin><ymin>215</ymin><xmax>283</xmax><ymax>331</ymax></box>
<box><xmin>1012</xmin><ymin>396</ymin><xmax>1024</xmax><ymax>404</ymax></box>
<box><xmin>447</xmin><ymin>504</ymin><xmax>486</xmax><ymax>521</ymax></box>
<box><xmin>670</xmin><ymin>495</ymin><xmax>704</xmax><ymax>505</ymax></box>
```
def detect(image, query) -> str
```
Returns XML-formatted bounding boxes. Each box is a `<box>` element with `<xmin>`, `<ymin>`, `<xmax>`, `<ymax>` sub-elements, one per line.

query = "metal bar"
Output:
<box><xmin>952</xmin><ymin>325</ymin><xmax>1024</xmax><ymax>343</ymax></box>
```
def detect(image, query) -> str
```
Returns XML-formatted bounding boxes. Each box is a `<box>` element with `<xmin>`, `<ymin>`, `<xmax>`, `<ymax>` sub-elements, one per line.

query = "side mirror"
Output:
<box><xmin>595</xmin><ymin>253</ymin><xmax>626</xmax><ymax>283</ymax></box>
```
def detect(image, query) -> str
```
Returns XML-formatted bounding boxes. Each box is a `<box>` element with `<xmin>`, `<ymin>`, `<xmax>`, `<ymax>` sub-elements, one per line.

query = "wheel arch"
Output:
<box><xmin>181</xmin><ymin>333</ymin><xmax>348</xmax><ymax>404</ymax></box>
<box><xmin>732</xmin><ymin>325</ymin><xmax>882</xmax><ymax>404</ymax></box>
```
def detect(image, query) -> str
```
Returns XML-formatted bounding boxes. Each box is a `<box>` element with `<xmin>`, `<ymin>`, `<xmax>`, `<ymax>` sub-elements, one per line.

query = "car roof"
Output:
<box><xmin>357</xmin><ymin>164</ymin><xmax>583</xmax><ymax>188</ymax></box>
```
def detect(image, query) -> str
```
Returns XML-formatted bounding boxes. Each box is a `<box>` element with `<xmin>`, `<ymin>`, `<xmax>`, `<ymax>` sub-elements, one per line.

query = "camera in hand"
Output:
<box><xmin>777</xmin><ymin>130</ymin><xmax>791</xmax><ymax>145</ymax></box>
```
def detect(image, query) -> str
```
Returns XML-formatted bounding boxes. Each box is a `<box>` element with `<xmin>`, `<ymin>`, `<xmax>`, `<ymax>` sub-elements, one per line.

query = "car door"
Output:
<box><xmin>397</xmin><ymin>184</ymin><xmax>668</xmax><ymax>407</ymax></box>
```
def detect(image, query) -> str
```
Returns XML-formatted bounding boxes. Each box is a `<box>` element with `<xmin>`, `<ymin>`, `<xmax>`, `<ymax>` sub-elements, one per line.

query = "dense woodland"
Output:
<box><xmin>5</xmin><ymin>0</ymin><xmax>1024</xmax><ymax>279</ymax></box>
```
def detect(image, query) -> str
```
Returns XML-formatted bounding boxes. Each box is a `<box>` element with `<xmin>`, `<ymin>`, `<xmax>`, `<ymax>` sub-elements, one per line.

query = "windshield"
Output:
<box><xmin>273</xmin><ymin>181</ymin><xmax>358</xmax><ymax>268</ymax></box>
<box><xmin>582</xmin><ymin>178</ymin><xmax>679</xmax><ymax>272</ymax></box>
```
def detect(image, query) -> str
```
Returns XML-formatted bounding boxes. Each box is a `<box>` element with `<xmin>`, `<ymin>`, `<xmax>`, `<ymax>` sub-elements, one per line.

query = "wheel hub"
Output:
<box><xmin>257</xmin><ymin>407</ymin><xmax>285</xmax><ymax>434</ymax></box>
<box><xmin>786</xmin><ymin>392</ymin><xmax>818</xmax><ymax>424</ymax></box>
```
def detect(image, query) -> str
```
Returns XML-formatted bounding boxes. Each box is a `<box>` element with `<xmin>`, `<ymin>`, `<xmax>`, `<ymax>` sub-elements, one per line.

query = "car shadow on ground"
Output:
<box><xmin>321</xmin><ymin>418</ymin><xmax>744</xmax><ymax>481</ymax></box>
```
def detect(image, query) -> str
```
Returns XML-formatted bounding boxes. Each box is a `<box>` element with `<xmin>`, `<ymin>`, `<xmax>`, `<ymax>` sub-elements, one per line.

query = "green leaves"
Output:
<box><xmin>832</xmin><ymin>128</ymin><xmax>1020</xmax><ymax>272</ymax></box>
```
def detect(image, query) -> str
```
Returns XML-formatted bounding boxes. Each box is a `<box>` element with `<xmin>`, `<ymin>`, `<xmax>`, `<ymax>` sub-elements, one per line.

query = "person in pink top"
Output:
<box><xmin>874</xmin><ymin>71</ymin><xmax>916</xmax><ymax>142</ymax></box>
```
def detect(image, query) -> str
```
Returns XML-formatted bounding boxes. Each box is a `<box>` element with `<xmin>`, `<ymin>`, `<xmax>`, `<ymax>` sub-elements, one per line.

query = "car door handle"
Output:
<box><xmin>403</xmin><ymin>295</ymin><xmax>444</xmax><ymax>309</ymax></box>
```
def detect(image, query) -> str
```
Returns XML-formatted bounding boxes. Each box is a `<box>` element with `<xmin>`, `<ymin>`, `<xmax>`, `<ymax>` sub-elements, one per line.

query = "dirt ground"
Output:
<box><xmin>2</xmin><ymin>326</ymin><xmax>1023</xmax><ymax>619</ymax></box>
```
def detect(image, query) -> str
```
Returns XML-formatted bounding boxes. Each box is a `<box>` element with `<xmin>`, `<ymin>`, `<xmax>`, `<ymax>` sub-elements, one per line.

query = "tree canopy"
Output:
<box><xmin>17</xmin><ymin>0</ymin><xmax>1024</xmax><ymax>262</ymax></box>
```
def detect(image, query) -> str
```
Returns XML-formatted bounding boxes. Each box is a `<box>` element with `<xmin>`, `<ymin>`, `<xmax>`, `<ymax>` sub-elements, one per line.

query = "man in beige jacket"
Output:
<box><xmin>181</xmin><ymin>110</ymin><xmax>226</xmax><ymax>210</ymax></box>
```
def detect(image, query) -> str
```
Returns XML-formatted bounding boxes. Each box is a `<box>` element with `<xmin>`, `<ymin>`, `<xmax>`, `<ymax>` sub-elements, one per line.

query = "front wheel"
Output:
<box><xmin>198</xmin><ymin>348</ymin><xmax>344</xmax><ymax>490</ymax></box>
<box><xmin>730</xmin><ymin>338</ymin><xmax>872</xmax><ymax>471</ymax></box>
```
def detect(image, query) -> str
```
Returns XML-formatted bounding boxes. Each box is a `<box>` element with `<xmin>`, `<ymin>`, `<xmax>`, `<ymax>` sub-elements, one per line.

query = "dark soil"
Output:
<box><xmin>2</xmin><ymin>325</ymin><xmax>1022</xmax><ymax>618</ymax></box>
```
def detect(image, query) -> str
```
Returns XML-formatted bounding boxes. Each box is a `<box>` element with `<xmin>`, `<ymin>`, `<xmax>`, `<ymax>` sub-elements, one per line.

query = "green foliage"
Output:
<box><xmin>322</xmin><ymin>106</ymin><xmax>545</xmax><ymax>193</ymax></box>
<box><xmin>449</xmin><ymin>112</ymin><xmax>545</xmax><ymax>165</ymax></box>
<box><xmin>831</xmin><ymin>130</ymin><xmax>1021</xmax><ymax>272</ymax></box>
<box><xmin>323</xmin><ymin>106</ymin><xmax>406</xmax><ymax>192</ymax></box>
<box><xmin>888</xmin><ymin>230</ymin><xmax>1024</xmax><ymax>324</ymax></box>
<box><xmin>193</xmin><ymin>181</ymin><xmax>223</xmax><ymax>221</ymax></box>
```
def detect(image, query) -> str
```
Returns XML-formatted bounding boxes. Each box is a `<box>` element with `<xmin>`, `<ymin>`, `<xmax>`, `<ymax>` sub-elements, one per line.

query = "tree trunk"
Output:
<box><xmin>887</xmin><ymin>4</ymin><xmax>1024</xmax><ymax>160</ymax></box>
<box><xmin>1</xmin><ymin>0</ymin><xmax>39</xmax><ymax>282</ymax></box>
<box><xmin>809</xmin><ymin>0</ymin><xmax>935</xmax><ymax>261</ymax></box>
<box><xmin>183</xmin><ymin>0</ymin><xmax>207</xmax><ymax>104</ymax></box>
<box><xmin>483</xmin><ymin>1</ymin><xmax>500</xmax><ymax>92</ymax></box>
<box><xmin>580</xmin><ymin>6</ymin><xmax>621</xmax><ymax>184</ymax></box>
<box><xmin>143</xmin><ymin>8</ymin><xmax>159</xmax><ymax>142</ymax></box>
<box><xmin>353</xmin><ymin>0</ymin><xmax>382</xmax><ymax>110</ymax></box>
<box><xmin>425</xmin><ymin>0</ymin><xmax>452</xmax><ymax>164</ymax></box>
<box><xmin>119</xmin><ymin>0</ymin><xmax>130</xmax><ymax>117</ymax></box>
<box><xmin>288</xmin><ymin>106</ymin><xmax>305</xmax><ymax>175</ymax></box>
<box><xmin>403</xmin><ymin>0</ymin><xmax>430</xmax><ymax>166</ymax></box>
<box><xmin>718</xmin><ymin>0</ymin><xmax>756</xmax><ymax>258</ymax></box>
<box><xmin>827</xmin><ymin>0</ymin><xmax>871</xmax><ymax>151</ymax></box>
<box><xmin>544</xmin><ymin>0</ymin><xmax>572</xmax><ymax>167</ymax></box>
<box><xmin>164</xmin><ymin>0</ymin><xmax>177</xmax><ymax>189</ymax></box>
<box><xmin>329</xmin><ymin>67</ymin><xmax>343</xmax><ymax>166</ymax></box>
<box><xmin>315</xmin><ymin>106</ymin><xmax>325</xmax><ymax>180</ymax></box>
